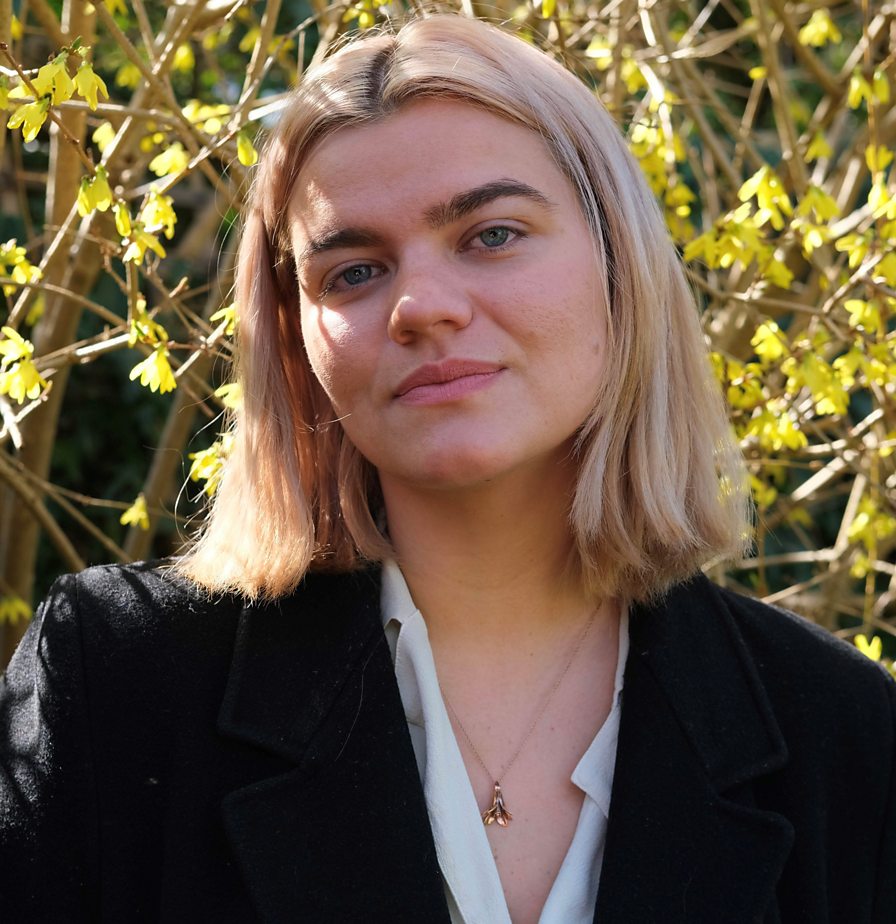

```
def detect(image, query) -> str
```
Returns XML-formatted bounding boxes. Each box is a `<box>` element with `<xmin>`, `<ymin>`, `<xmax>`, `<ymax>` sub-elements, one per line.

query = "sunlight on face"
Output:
<box><xmin>290</xmin><ymin>99</ymin><xmax>608</xmax><ymax>492</ymax></box>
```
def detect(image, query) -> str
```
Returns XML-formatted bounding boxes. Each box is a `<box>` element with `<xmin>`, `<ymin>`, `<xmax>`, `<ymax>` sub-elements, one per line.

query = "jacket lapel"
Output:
<box><xmin>216</xmin><ymin>569</ymin><xmax>450</xmax><ymax>924</ymax></box>
<box><xmin>596</xmin><ymin>575</ymin><xmax>794</xmax><ymax>923</ymax></box>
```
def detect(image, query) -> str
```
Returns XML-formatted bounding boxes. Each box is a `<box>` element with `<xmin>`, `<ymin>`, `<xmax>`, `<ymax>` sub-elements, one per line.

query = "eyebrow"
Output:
<box><xmin>295</xmin><ymin>179</ymin><xmax>554</xmax><ymax>269</ymax></box>
<box><xmin>296</xmin><ymin>228</ymin><xmax>382</xmax><ymax>267</ymax></box>
<box><xmin>424</xmin><ymin>179</ymin><xmax>555</xmax><ymax>227</ymax></box>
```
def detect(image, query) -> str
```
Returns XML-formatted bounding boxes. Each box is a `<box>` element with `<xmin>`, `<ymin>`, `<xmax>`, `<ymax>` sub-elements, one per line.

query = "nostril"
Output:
<box><xmin>387</xmin><ymin>285</ymin><xmax>475</xmax><ymax>342</ymax></box>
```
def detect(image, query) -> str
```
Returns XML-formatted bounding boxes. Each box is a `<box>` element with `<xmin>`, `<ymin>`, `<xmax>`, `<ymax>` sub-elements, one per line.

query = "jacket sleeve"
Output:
<box><xmin>0</xmin><ymin>574</ymin><xmax>99</xmax><ymax>923</ymax></box>
<box><xmin>873</xmin><ymin>676</ymin><xmax>896</xmax><ymax>924</ymax></box>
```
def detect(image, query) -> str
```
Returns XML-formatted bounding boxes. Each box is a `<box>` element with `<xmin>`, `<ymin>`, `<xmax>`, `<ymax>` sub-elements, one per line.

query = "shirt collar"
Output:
<box><xmin>382</xmin><ymin>558</ymin><xmax>630</xmax><ymax>817</ymax></box>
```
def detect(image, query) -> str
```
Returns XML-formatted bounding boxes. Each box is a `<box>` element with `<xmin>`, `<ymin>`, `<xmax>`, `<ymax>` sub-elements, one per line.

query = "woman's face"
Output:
<box><xmin>289</xmin><ymin>99</ymin><xmax>607</xmax><ymax>491</ymax></box>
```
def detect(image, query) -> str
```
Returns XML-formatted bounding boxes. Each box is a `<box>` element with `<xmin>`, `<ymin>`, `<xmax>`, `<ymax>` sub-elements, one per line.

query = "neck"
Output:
<box><xmin>380</xmin><ymin>461</ymin><xmax>594</xmax><ymax>650</ymax></box>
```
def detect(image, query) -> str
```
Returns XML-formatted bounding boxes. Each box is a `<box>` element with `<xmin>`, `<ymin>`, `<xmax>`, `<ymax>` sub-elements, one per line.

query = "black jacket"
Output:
<box><xmin>0</xmin><ymin>563</ymin><xmax>894</xmax><ymax>923</ymax></box>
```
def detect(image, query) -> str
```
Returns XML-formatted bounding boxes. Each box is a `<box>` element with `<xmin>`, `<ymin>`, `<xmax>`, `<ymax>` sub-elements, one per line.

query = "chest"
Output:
<box><xmin>452</xmin><ymin>660</ymin><xmax>616</xmax><ymax>923</ymax></box>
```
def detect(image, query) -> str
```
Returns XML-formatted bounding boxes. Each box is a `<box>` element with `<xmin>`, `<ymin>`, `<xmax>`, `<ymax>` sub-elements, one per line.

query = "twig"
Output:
<box><xmin>0</xmin><ymin>449</ymin><xmax>85</xmax><ymax>572</ymax></box>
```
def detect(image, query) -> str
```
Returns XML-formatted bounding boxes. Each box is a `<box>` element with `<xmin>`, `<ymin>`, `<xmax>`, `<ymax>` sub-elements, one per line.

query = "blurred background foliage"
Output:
<box><xmin>0</xmin><ymin>0</ymin><xmax>894</xmax><ymax>673</ymax></box>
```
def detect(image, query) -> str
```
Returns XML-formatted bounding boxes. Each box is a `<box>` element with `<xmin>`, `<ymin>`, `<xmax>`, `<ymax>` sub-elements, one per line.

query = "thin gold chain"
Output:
<box><xmin>440</xmin><ymin>606</ymin><xmax>598</xmax><ymax>790</ymax></box>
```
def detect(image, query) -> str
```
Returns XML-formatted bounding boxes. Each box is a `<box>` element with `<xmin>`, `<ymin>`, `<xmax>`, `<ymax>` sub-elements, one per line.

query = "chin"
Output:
<box><xmin>394</xmin><ymin>444</ymin><xmax>546</xmax><ymax>491</ymax></box>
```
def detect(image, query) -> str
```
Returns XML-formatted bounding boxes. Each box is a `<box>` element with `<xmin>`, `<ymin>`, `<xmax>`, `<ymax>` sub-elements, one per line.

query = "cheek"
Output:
<box><xmin>299</xmin><ymin>307</ymin><xmax>370</xmax><ymax>408</ymax></box>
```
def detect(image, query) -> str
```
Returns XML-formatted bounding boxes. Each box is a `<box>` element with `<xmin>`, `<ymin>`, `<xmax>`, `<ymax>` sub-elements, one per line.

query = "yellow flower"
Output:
<box><xmin>865</xmin><ymin>144</ymin><xmax>894</xmax><ymax>174</ymax></box>
<box><xmin>793</xmin><ymin>220</ymin><xmax>830</xmax><ymax>256</ymax></box>
<box><xmin>6</xmin><ymin>97</ymin><xmax>51</xmax><ymax>143</ymax></box>
<box><xmin>585</xmin><ymin>35</ymin><xmax>612</xmax><ymax>70</ymax></box>
<box><xmin>791</xmin><ymin>353</ymin><xmax>849</xmax><ymax>416</ymax></box>
<box><xmin>92</xmin><ymin>166</ymin><xmax>114</xmax><ymax>209</ymax></box>
<box><xmin>848</xmin><ymin>71</ymin><xmax>872</xmax><ymax>110</ymax></box>
<box><xmin>129</xmin><ymin>344</ymin><xmax>176</xmax><ymax>393</ymax></box>
<box><xmin>0</xmin><ymin>77</ymin><xmax>9</xmax><ymax>111</ymax></box>
<box><xmin>854</xmin><ymin>635</ymin><xmax>882</xmax><ymax>662</ymax></box>
<box><xmin>120</xmin><ymin>493</ymin><xmax>150</xmax><ymax>531</ymax></box>
<box><xmin>25</xmin><ymin>294</ymin><xmax>45</xmax><ymax>326</ymax></box>
<box><xmin>31</xmin><ymin>53</ymin><xmax>74</xmax><ymax>104</ymax></box>
<box><xmin>10</xmin><ymin>14</ymin><xmax>23</xmax><ymax>41</ymax></box>
<box><xmin>848</xmin><ymin>497</ymin><xmax>896</xmax><ymax>549</ymax></box>
<box><xmin>189</xmin><ymin>433</ymin><xmax>233</xmax><ymax>497</ymax></box>
<box><xmin>210</xmin><ymin>302</ymin><xmax>237</xmax><ymax>336</ymax></box>
<box><xmin>875</xmin><ymin>254</ymin><xmax>896</xmax><ymax>287</ymax></box>
<box><xmin>759</xmin><ymin>257</ymin><xmax>794</xmax><ymax>290</ymax></box>
<box><xmin>148</xmin><ymin>142</ymin><xmax>189</xmax><ymax>178</ymax></box>
<box><xmin>139</xmin><ymin>189</ymin><xmax>177</xmax><ymax>239</ymax></box>
<box><xmin>749</xmin><ymin>474</ymin><xmax>777</xmax><ymax>511</ymax></box>
<box><xmin>738</xmin><ymin>166</ymin><xmax>792</xmax><ymax>231</ymax></box>
<box><xmin>751</xmin><ymin>321</ymin><xmax>787</xmax><ymax>364</ymax></box>
<box><xmin>113</xmin><ymin>202</ymin><xmax>131</xmax><ymax>237</ymax></box>
<box><xmin>182</xmin><ymin>100</ymin><xmax>231</xmax><ymax>134</ymax></box>
<box><xmin>214</xmin><ymin>382</ymin><xmax>242</xmax><ymax>409</ymax></box>
<box><xmin>844</xmin><ymin>299</ymin><xmax>882</xmax><ymax>335</ymax></box>
<box><xmin>0</xmin><ymin>360</ymin><xmax>48</xmax><ymax>403</ymax></box>
<box><xmin>0</xmin><ymin>240</ymin><xmax>42</xmax><ymax>297</ymax></box>
<box><xmin>76</xmin><ymin>167</ymin><xmax>114</xmax><ymax>217</ymax></box>
<box><xmin>869</xmin><ymin>182</ymin><xmax>896</xmax><ymax>221</ymax></box>
<box><xmin>805</xmin><ymin>133</ymin><xmax>832</xmax><ymax>162</ymax></box>
<box><xmin>798</xmin><ymin>10</ymin><xmax>842</xmax><ymax>47</ymax></box>
<box><xmin>173</xmin><ymin>44</ymin><xmax>195</xmax><ymax>73</ymax></box>
<box><xmin>0</xmin><ymin>596</ymin><xmax>31</xmax><ymax>625</ymax></box>
<box><xmin>92</xmin><ymin>121</ymin><xmax>116</xmax><ymax>152</ymax></box>
<box><xmin>742</xmin><ymin>403</ymin><xmax>808</xmax><ymax>452</ymax></box>
<box><xmin>795</xmin><ymin>185</ymin><xmax>840</xmax><ymax>221</ymax></box>
<box><xmin>0</xmin><ymin>326</ymin><xmax>34</xmax><ymax>365</ymax></box>
<box><xmin>128</xmin><ymin>298</ymin><xmax>169</xmax><ymax>346</ymax></box>
<box><xmin>0</xmin><ymin>327</ymin><xmax>49</xmax><ymax>403</ymax></box>
<box><xmin>873</xmin><ymin>70</ymin><xmax>890</xmax><ymax>105</ymax></box>
<box><xmin>237</xmin><ymin>131</ymin><xmax>258</xmax><ymax>167</ymax></box>
<box><xmin>834</xmin><ymin>231</ymin><xmax>870</xmax><ymax>269</ymax></box>
<box><xmin>115</xmin><ymin>62</ymin><xmax>141</xmax><ymax>89</ymax></box>
<box><xmin>122</xmin><ymin>224</ymin><xmax>166</xmax><ymax>264</ymax></box>
<box><xmin>203</xmin><ymin>24</ymin><xmax>233</xmax><ymax>51</ymax></box>
<box><xmin>239</xmin><ymin>26</ymin><xmax>261</xmax><ymax>53</ymax></box>
<box><xmin>73</xmin><ymin>62</ymin><xmax>109</xmax><ymax>111</ymax></box>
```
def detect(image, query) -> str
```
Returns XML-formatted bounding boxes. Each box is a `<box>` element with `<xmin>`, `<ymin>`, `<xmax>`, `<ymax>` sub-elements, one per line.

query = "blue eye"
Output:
<box><xmin>341</xmin><ymin>265</ymin><xmax>373</xmax><ymax>286</ymax></box>
<box><xmin>479</xmin><ymin>227</ymin><xmax>511</xmax><ymax>247</ymax></box>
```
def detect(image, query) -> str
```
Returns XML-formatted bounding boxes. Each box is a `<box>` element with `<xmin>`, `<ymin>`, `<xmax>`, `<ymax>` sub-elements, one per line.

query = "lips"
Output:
<box><xmin>395</xmin><ymin>360</ymin><xmax>505</xmax><ymax>401</ymax></box>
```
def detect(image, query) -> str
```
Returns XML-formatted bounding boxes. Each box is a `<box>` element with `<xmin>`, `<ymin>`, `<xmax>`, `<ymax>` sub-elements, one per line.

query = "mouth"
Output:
<box><xmin>395</xmin><ymin>360</ymin><xmax>505</xmax><ymax>404</ymax></box>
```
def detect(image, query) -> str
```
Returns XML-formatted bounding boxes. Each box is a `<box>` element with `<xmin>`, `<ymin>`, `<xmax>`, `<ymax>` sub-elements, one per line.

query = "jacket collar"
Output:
<box><xmin>217</xmin><ymin>568</ymin><xmax>384</xmax><ymax>762</ymax></box>
<box><xmin>596</xmin><ymin>574</ymin><xmax>794</xmax><ymax>923</ymax></box>
<box><xmin>217</xmin><ymin>568</ymin><xmax>451</xmax><ymax>923</ymax></box>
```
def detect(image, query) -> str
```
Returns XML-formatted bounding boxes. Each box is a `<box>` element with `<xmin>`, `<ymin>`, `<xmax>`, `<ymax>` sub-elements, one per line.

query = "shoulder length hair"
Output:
<box><xmin>177</xmin><ymin>14</ymin><xmax>750</xmax><ymax>602</ymax></box>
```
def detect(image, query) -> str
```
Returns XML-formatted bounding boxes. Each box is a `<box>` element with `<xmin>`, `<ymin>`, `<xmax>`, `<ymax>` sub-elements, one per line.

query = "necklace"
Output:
<box><xmin>441</xmin><ymin>606</ymin><xmax>598</xmax><ymax>828</ymax></box>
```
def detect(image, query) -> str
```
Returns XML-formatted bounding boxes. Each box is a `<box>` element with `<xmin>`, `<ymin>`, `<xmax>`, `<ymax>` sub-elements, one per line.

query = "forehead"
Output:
<box><xmin>287</xmin><ymin>99</ymin><xmax>578</xmax><ymax>230</ymax></box>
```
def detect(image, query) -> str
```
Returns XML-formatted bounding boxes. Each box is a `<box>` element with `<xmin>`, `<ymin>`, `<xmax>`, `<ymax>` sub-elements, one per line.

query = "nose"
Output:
<box><xmin>387</xmin><ymin>263</ymin><xmax>474</xmax><ymax>345</ymax></box>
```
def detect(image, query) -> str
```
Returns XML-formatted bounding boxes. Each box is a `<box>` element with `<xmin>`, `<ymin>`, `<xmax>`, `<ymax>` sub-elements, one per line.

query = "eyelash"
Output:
<box><xmin>317</xmin><ymin>224</ymin><xmax>526</xmax><ymax>298</ymax></box>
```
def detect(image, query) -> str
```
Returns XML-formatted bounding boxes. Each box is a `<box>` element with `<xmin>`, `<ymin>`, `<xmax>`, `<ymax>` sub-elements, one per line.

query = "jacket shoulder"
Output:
<box><xmin>700</xmin><ymin>580</ymin><xmax>896</xmax><ymax>764</ymax></box>
<box><xmin>58</xmin><ymin>559</ymin><xmax>232</xmax><ymax>635</ymax></box>
<box><xmin>712</xmin><ymin>580</ymin><xmax>894</xmax><ymax>693</ymax></box>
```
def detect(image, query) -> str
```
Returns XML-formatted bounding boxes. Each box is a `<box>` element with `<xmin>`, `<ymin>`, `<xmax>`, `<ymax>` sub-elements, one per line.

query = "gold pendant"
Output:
<box><xmin>482</xmin><ymin>781</ymin><xmax>512</xmax><ymax>827</ymax></box>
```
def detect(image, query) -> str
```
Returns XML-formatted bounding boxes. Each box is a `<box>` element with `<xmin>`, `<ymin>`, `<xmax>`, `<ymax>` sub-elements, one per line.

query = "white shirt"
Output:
<box><xmin>381</xmin><ymin>561</ymin><xmax>629</xmax><ymax>924</ymax></box>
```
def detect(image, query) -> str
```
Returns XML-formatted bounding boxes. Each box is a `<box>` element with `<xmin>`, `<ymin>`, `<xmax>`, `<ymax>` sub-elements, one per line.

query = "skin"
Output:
<box><xmin>290</xmin><ymin>100</ymin><xmax>620</xmax><ymax>924</ymax></box>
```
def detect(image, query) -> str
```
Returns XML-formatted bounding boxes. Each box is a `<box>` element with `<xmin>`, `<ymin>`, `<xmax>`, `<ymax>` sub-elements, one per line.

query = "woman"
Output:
<box><xmin>1</xmin><ymin>15</ymin><xmax>894</xmax><ymax>924</ymax></box>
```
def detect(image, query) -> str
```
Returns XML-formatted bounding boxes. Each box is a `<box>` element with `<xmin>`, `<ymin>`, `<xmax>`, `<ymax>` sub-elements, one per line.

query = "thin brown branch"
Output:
<box><xmin>0</xmin><ymin>449</ymin><xmax>85</xmax><ymax>572</ymax></box>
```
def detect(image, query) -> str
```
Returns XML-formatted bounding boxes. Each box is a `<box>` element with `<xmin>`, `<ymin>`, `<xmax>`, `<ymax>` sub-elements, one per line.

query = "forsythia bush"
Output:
<box><xmin>0</xmin><ymin>0</ymin><xmax>893</xmax><ymax>674</ymax></box>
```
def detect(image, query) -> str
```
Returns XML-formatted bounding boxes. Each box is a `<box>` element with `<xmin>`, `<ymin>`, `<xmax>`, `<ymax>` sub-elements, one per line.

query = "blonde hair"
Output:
<box><xmin>178</xmin><ymin>14</ymin><xmax>750</xmax><ymax>601</ymax></box>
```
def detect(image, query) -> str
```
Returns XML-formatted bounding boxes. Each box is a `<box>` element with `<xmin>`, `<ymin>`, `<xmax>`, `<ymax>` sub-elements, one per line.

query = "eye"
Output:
<box><xmin>478</xmin><ymin>227</ymin><xmax>512</xmax><ymax>248</ymax></box>
<box><xmin>465</xmin><ymin>224</ymin><xmax>525</xmax><ymax>253</ymax></box>
<box><xmin>320</xmin><ymin>262</ymin><xmax>384</xmax><ymax>297</ymax></box>
<box><xmin>341</xmin><ymin>265</ymin><xmax>375</xmax><ymax>286</ymax></box>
